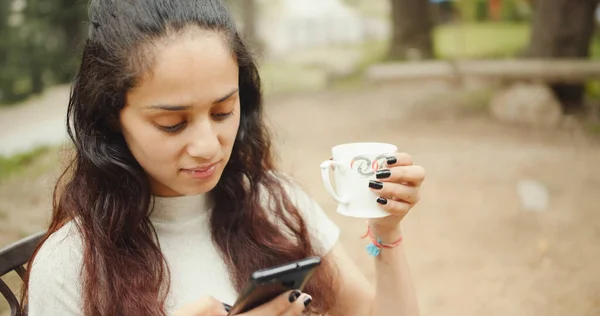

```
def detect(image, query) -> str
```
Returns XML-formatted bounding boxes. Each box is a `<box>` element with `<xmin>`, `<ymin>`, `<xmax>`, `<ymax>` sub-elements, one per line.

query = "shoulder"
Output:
<box><xmin>31</xmin><ymin>221</ymin><xmax>84</xmax><ymax>275</ymax></box>
<box><xmin>266</xmin><ymin>172</ymin><xmax>341</xmax><ymax>254</ymax></box>
<box><xmin>28</xmin><ymin>221</ymin><xmax>84</xmax><ymax>315</ymax></box>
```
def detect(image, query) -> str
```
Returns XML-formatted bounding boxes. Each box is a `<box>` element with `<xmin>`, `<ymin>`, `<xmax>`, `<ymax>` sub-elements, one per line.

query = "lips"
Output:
<box><xmin>181</xmin><ymin>161</ymin><xmax>220</xmax><ymax>180</ymax></box>
<box><xmin>184</xmin><ymin>163</ymin><xmax>217</xmax><ymax>172</ymax></box>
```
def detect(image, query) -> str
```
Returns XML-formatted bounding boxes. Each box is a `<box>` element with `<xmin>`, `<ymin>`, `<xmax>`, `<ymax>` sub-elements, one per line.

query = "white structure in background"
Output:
<box><xmin>257</xmin><ymin>0</ymin><xmax>389</xmax><ymax>57</ymax></box>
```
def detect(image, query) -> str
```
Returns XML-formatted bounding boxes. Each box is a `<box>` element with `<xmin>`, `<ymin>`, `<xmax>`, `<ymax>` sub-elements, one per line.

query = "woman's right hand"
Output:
<box><xmin>240</xmin><ymin>290</ymin><xmax>312</xmax><ymax>316</ymax></box>
<box><xmin>174</xmin><ymin>290</ymin><xmax>312</xmax><ymax>316</ymax></box>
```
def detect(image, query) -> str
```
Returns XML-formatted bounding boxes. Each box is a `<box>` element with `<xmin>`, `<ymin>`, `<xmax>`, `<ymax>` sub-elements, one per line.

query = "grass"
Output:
<box><xmin>332</xmin><ymin>22</ymin><xmax>530</xmax><ymax>89</ymax></box>
<box><xmin>586</xmin><ymin>122</ymin><xmax>600</xmax><ymax>134</ymax></box>
<box><xmin>0</xmin><ymin>147</ymin><xmax>53</xmax><ymax>180</ymax></box>
<box><xmin>345</xmin><ymin>0</ymin><xmax>390</xmax><ymax>19</ymax></box>
<box><xmin>434</xmin><ymin>22</ymin><xmax>530</xmax><ymax>59</ymax></box>
<box><xmin>390</xmin><ymin>21</ymin><xmax>600</xmax><ymax>61</ymax></box>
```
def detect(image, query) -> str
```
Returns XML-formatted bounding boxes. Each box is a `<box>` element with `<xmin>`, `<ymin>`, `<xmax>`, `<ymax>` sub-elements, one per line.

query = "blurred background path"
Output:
<box><xmin>0</xmin><ymin>86</ymin><xmax>69</xmax><ymax>156</ymax></box>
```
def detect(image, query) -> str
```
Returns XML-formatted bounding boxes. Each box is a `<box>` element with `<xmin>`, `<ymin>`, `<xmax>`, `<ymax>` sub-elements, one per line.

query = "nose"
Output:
<box><xmin>186</xmin><ymin>120</ymin><xmax>220</xmax><ymax>160</ymax></box>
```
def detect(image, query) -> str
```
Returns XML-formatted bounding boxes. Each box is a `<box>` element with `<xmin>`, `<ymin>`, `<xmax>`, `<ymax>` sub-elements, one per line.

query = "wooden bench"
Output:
<box><xmin>0</xmin><ymin>232</ymin><xmax>46</xmax><ymax>316</ymax></box>
<box><xmin>365</xmin><ymin>59</ymin><xmax>600</xmax><ymax>83</ymax></box>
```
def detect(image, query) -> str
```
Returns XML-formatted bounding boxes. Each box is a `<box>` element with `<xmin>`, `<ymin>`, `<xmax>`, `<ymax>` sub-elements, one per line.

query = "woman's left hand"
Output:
<box><xmin>368</xmin><ymin>153</ymin><xmax>425</xmax><ymax>232</ymax></box>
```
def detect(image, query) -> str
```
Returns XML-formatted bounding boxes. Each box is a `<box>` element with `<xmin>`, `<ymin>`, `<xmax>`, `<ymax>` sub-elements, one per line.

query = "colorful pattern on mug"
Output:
<box><xmin>350</xmin><ymin>154</ymin><xmax>388</xmax><ymax>177</ymax></box>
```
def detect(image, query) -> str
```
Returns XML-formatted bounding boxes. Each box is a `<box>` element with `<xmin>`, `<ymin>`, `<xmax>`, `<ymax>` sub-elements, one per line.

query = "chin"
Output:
<box><xmin>179</xmin><ymin>181</ymin><xmax>218</xmax><ymax>196</ymax></box>
<box><xmin>183</xmin><ymin>172</ymin><xmax>223</xmax><ymax>195</ymax></box>
<box><xmin>150</xmin><ymin>178</ymin><xmax>218</xmax><ymax>197</ymax></box>
<box><xmin>152</xmin><ymin>166</ymin><xmax>227</xmax><ymax>197</ymax></box>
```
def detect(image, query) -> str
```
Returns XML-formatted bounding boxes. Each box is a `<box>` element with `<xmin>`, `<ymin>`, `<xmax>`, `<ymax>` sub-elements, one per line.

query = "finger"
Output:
<box><xmin>385</xmin><ymin>153</ymin><xmax>413</xmax><ymax>167</ymax></box>
<box><xmin>241</xmin><ymin>290</ymin><xmax>301</xmax><ymax>316</ymax></box>
<box><xmin>223</xmin><ymin>303</ymin><xmax>232</xmax><ymax>313</ymax></box>
<box><xmin>374</xmin><ymin>196</ymin><xmax>412</xmax><ymax>217</ymax></box>
<box><xmin>375</xmin><ymin>165</ymin><xmax>425</xmax><ymax>186</ymax></box>
<box><xmin>368</xmin><ymin>181</ymin><xmax>420</xmax><ymax>204</ymax></box>
<box><xmin>281</xmin><ymin>293</ymin><xmax>312</xmax><ymax>316</ymax></box>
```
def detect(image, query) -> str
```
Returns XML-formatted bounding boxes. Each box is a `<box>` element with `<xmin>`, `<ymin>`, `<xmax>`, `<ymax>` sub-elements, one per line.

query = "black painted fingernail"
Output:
<box><xmin>368</xmin><ymin>180</ymin><xmax>383</xmax><ymax>190</ymax></box>
<box><xmin>289</xmin><ymin>290</ymin><xmax>301</xmax><ymax>303</ymax></box>
<box><xmin>377</xmin><ymin>197</ymin><xmax>388</xmax><ymax>205</ymax></box>
<box><xmin>376</xmin><ymin>169</ymin><xmax>391</xmax><ymax>179</ymax></box>
<box><xmin>386</xmin><ymin>156</ymin><xmax>397</xmax><ymax>165</ymax></box>
<box><xmin>303</xmin><ymin>296</ymin><xmax>313</xmax><ymax>307</ymax></box>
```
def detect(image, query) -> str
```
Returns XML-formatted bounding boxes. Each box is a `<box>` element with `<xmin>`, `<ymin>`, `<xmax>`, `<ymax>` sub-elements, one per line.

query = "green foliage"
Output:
<box><xmin>456</xmin><ymin>0</ymin><xmax>488</xmax><ymax>21</ymax></box>
<box><xmin>585</xmin><ymin>80</ymin><xmax>600</xmax><ymax>105</ymax></box>
<box><xmin>590</xmin><ymin>31</ymin><xmax>600</xmax><ymax>60</ymax></box>
<box><xmin>475</xmin><ymin>0</ymin><xmax>488</xmax><ymax>21</ymax></box>
<box><xmin>502</xmin><ymin>0</ymin><xmax>531</xmax><ymax>22</ymax></box>
<box><xmin>0</xmin><ymin>0</ymin><xmax>88</xmax><ymax>105</ymax></box>
<box><xmin>457</xmin><ymin>0</ymin><xmax>531</xmax><ymax>22</ymax></box>
<box><xmin>580</xmin><ymin>32</ymin><xmax>600</xmax><ymax>102</ymax></box>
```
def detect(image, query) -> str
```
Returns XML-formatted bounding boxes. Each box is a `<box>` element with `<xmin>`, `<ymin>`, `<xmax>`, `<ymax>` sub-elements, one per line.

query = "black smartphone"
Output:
<box><xmin>226</xmin><ymin>256</ymin><xmax>321</xmax><ymax>315</ymax></box>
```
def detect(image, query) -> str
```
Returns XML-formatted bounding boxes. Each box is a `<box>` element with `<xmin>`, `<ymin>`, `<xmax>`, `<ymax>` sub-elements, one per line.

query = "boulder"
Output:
<box><xmin>490</xmin><ymin>83</ymin><xmax>563</xmax><ymax>128</ymax></box>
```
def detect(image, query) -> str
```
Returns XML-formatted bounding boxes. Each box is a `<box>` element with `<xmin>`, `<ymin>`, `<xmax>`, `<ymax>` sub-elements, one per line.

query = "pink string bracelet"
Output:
<box><xmin>360</xmin><ymin>224</ymin><xmax>402</xmax><ymax>257</ymax></box>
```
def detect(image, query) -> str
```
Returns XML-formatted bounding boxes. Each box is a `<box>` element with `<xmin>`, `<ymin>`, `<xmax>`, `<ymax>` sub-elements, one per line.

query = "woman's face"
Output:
<box><xmin>120</xmin><ymin>29</ymin><xmax>240</xmax><ymax>197</ymax></box>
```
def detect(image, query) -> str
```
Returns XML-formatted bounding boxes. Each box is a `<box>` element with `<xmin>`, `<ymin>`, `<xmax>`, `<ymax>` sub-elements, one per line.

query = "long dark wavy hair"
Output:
<box><xmin>20</xmin><ymin>0</ymin><xmax>337</xmax><ymax>315</ymax></box>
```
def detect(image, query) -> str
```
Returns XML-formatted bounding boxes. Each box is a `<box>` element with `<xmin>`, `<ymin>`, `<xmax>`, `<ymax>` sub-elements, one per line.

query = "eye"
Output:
<box><xmin>212</xmin><ymin>111</ymin><xmax>234</xmax><ymax>121</ymax></box>
<box><xmin>157</xmin><ymin>122</ymin><xmax>186</xmax><ymax>133</ymax></box>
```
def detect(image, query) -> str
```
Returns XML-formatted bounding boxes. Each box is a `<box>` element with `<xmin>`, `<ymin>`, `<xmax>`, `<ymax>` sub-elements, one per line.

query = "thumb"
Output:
<box><xmin>174</xmin><ymin>296</ymin><xmax>228</xmax><ymax>316</ymax></box>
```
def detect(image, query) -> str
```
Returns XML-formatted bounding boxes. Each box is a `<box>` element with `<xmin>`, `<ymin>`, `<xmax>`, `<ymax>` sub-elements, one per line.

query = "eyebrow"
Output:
<box><xmin>146</xmin><ymin>88</ymin><xmax>239</xmax><ymax>111</ymax></box>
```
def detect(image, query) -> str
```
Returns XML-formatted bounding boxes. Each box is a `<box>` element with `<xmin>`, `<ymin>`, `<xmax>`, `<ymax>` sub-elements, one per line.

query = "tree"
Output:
<box><xmin>0</xmin><ymin>0</ymin><xmax>87</xmax><ymax>105</ymax></box>
<box><xmin>49</xmin><ymin>0</ymin><xmax>88</xmax><ymax>82</ymax></box>
<box><xmin>526</xmin><ymin>0</ymin><xmax>599</xmax><ymax>113</ymax></box>
<box><xmin>388</xmin><ymin>0</ymin><xmax>434</xmax><ymax>60</ymax></box>
<box><xmin>0</xmin><ymin>0</ymin><xmax>12</xmax><ymax>101</ymax></box>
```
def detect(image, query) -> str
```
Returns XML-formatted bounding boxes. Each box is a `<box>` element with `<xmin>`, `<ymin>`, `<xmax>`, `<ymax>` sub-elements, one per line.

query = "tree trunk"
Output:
<box><xmin>241</xmin><ymin>0</ymin><xmax>262</xmax><ymax>55</ymax></box>
<box><xmin>388</xmin><ymin>0</ymin><xmax>434</xmax><ymax>61</ymax></box>
<box><xmin>526</xmin><ymin>0</ymin><xmax>598</xmax><ymax>113</ymax></box>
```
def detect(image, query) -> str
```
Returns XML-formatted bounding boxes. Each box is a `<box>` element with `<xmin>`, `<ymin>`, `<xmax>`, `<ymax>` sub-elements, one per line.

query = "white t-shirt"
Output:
<box><xmin>27</xmin><ymin>181</ymin><xmax>340</xmax><ymax>315</ymax></box>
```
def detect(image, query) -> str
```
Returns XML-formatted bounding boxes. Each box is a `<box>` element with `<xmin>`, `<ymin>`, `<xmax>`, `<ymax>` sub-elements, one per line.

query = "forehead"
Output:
<box><xmin>126</xmin><ymin>28</ymin><xmax>239</xmax><ymax>107</ymax></box>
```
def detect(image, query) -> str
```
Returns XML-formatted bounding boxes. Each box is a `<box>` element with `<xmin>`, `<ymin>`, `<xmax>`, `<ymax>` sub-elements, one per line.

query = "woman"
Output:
<box><xmin>22</xmin><ymin>0</ymin><xmax>425</xmax><ymax>315</ymax></box>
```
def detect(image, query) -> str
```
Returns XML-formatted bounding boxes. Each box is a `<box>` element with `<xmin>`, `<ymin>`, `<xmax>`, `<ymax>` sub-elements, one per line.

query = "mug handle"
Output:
<box><xmin>319</xmin><ymin>160</ymin><xmax>350</xmax><ymax>204</ymax></box>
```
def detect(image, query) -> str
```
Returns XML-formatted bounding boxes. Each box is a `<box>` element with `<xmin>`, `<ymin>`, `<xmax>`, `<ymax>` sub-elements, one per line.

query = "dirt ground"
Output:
<box><xmin>1</xmin><ymin>82</ymin><xmax>599</xmax><ymax>315</ymax></box>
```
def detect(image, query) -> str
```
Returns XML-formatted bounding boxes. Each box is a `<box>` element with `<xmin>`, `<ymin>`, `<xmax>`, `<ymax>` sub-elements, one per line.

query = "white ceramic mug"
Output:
<box><xmin>319</xmin><ymin>142</ymin><xmax>397</xmax><ymax>218</ymax></box>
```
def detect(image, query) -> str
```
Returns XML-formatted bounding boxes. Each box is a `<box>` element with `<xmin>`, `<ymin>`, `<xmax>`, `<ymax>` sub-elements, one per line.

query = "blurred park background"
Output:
<box><xmin>1</xmin><ymin>0</ymin><xmax>600</xmax><ymax>315</ymax></box>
